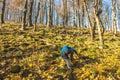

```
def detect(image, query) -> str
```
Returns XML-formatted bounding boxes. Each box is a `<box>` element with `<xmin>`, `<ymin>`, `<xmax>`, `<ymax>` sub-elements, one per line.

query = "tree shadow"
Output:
<box><xmin>0</xmin><ymin>47</ymin><xmax>35</xmax><ymax>75</ymax></box>
<box><xmin>20</xmin><ymin>70</ymin><xmax>42</xmax><ymax>80</ymax></box>
<box><xmin>74</xmin><ymin>55</ymin><xmax>100</xmax><ymax>68</ymax></box>
<box><xmin>68</xmin><ymin>71</ymin><xmax>78</xmax><ymax>80</ymax></box>
<box><xmin>0</xmin><ymin>47</ymin><xmax>37</xmax><ymax>62</ymax></box>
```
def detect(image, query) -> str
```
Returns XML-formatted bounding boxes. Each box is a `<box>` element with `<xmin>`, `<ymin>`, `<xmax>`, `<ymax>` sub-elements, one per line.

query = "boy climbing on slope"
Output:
<box><xmin>60</xmin><ymin>46</ymin><xmax>78</xmax><ymax>71</ymax></box>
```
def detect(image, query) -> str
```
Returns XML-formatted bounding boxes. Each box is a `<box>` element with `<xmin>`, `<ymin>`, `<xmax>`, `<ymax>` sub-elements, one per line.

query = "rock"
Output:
<box><xmin>21</xmin><ymin>69</ymin><xmax>31</xmax><ymax>78</ymax></box>
<box><xmin>11</xmin><ymin>65</ymin><xmax>21</xmax><ymax>73</ymax></box>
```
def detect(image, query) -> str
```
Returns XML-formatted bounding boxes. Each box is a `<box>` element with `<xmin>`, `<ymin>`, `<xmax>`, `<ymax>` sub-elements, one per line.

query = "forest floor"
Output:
<box><xmin>0</xmin><ymin>22</ymin><xmax>120</xmax><ymax>80</ymax></box>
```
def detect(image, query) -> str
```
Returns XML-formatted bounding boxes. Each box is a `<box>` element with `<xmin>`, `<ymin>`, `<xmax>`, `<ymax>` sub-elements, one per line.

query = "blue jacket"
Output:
<box><xmin>61</xmin><ymin>46</ymin><xmax>77</xmax><ymax>53</ymax></box>
<box><xmin>60</xmin><ymin>46</ymin><xmax>77</xmax><ymax>59</ymax></box>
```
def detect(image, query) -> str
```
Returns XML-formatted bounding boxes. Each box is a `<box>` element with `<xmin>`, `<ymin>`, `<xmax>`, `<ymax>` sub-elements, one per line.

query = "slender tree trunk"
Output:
<box><xmin>45</xmin><ymin>1</ymin><xmax>47</xmax><ymax>25</ymax></box>
<box><xmin>77</xmin><ymin>0</ymin><xmax>81</xmax><ymax>27</ymax></box>
<box><xmin>118</xmin><ymin>7</ymin><xmax>120</xmax><ymax>31</ymax></box>
<box><xmin>72</xmin><ymin>0</ymin><xmax>77</xmax><ymax>27</ymax></box>
<box><xmin>5</xmin><ymin>8</ymin><xmax>8</xmax><ymax>21</ymax></box>
<box><xmin>40</xmin><ymin>0</ymin><xmax>43</xmax><ymax>24</ymax></box>
<box><xmin>47</xmin><ymin>0</ymin><xmax>52</xmax><ymax>27</ymax></box>
<box><xmin>112</xmin><ymin>0</ymin><xmax>117</xmax><ymax>36</ymax></box>
<box><xmin>34</xmin><ymin>1</ymin><xmax>40</xmax><ymax>31</ymax></box>
<box><xmin>51</xmin><ymin>0</ymin><xmax>54</xmax><ymax>26</ymax></box>
<box><xmin>27</xmin><ymin>0</ymin><xmax>34</xmax><ymax>26</ymax></box>
<box><xmin>63</xmin><ymin>0</ymin><xmax>67</xmax><ymax>27</ymax></box>
<box><xmin>82</xmin><ymin>5</ymin><xmax>84</xmax><ymax>27</ymax></box>
<box><xmin>21</xmin><ymin>0</ymin><xmax>28</xmax><ymax>30</ymax></box>
<box><xmin>94</xmin><ymin>0</ymin><xmax>104</xmax><ymax>48</ymax></box>
<box><xmin>78</xmin><ymin>12</ymin><xmax>81</xmax><ymax>27</ymax></box>
<box><xmin>56</xmin><ymin>11</ymin><xmax>59</xmax><ymax>25</ymax></box>
<box><xmin>50</xmin><ymin>0</ymin><xmax>52</xmax><ymax>26</ymax></box>
<box><xmin>83</xmin><ymin>0</ymin><xmax>95</xmax><ymax>40</ymax></box>
<box><xmin>1</xmin><ymin>0</ymin><xmax>6</xmax><ymax>24</ymax></box>
<box><xmin>105</xmin><ymin>8</ymin><xmax>109</xmax><ymax>30</ymax></box>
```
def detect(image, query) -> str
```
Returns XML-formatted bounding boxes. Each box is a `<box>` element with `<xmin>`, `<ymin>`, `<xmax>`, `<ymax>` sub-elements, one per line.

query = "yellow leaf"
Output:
<box><xmin>13</xmin><ymin>58</ymin><xmax>17</xmax><ymax>63</ymax></box>
<box><xmin>28</xmin><ymin>63</ymin><xmax>33</xmax><ymax>67</ymax></box>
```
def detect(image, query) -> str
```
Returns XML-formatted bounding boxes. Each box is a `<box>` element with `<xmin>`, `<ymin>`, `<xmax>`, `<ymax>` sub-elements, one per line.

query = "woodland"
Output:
<box><xmin>0</xmin><ymin>0</ymin><xmax>120</xmax><ymax>80</ymax></box>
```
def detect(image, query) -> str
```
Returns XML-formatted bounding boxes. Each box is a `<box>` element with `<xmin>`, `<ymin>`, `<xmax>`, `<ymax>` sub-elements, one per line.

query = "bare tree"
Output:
<box><xmin>94</xmin><ymin>0</ymin><xmax>104</xmax><ymax>48</ymax></box>
<box><xmin>21</xmin><ymin>0</ymin><xmax>28</xmax><ymax>30</ymax></box>
<box><xmin>47</xmin><ymin>0</ymin><xmax>52</xmax><ymax>27</ymax></box>
<box><xmin>112</xmin><ymin>0</ymin><xmax>117</xmax><ymax>36</ymax></box>
<box><xmin>77</xmin><ymin>0</ymin><xmax>81</xmax><ymax>27</ymax></box>
<box><xmin>34</xmin><ymin>0</ymin><xmax>40</xmax><ymax>31</ymax></box>
<box><xmin>27</xmin><ymin>0</ymin><xmax>34</xmax><ymax>26</ymax></box>
<box><xmin>81</xmin><ymin>4</ymin><xmax>85</xmax><ymax>28</ymax></box>
<box><xmin>40</xmin><ymin>0</ymin><xmax>44</xmax><ymax>24</ymax></box>
<box><xmin>83</xmin><ymin>0</ymin><xmax>95</xmax><ymax>41</ymax></box>
<box><xmin>47</xmin><ymin>0</ymin><xmax>51</xmax><ymax>27</ymax></box>
<box><xmin>72</xmin><ymin>0</ymin><xmax>77</xmax><ymax>27</ymax></box>
<box><xmin>63</xmin><ymin>0</ymin><xmax>67</xmax><ymax>27</ymax></box>
<box><xmin>1</xmin><ymin>0</ymin><xmax>6</xmax><ymax>24</ymax></box>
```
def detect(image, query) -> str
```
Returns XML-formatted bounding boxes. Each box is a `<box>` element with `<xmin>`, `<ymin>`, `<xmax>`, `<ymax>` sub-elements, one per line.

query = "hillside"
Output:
<box><xmin>0</xmin><ymin>23</ymin><xmax>120</xmax><ymax>80</ymax></box>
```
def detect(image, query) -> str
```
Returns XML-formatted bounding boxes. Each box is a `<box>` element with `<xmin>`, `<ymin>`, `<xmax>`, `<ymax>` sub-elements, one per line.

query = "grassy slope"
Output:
<box><xmin>0</xmin><ymin>23</ymin><xmax>120</xmax><ymax>80</ymax></box>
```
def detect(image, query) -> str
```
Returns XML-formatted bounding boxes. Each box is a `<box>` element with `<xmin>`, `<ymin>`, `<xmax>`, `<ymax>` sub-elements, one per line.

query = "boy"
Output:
<box><xmin>60</xmin><ymin>46</ymin><xmax>78</xmax><ymax>70</ymax></box>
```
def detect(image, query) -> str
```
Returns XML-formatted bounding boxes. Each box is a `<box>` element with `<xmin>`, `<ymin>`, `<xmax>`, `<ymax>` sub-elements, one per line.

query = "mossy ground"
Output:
<box><xmin>0</xmin><ymin>22</ymin><xmax>120</xmax><ymax>80</ymax></box>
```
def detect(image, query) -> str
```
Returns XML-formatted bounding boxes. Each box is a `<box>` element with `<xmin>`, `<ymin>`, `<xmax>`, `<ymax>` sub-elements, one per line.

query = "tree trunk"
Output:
<box><xmin>40</xmin><ymin>0</ymin><xmax>44</xmax><ymax>24</ymax></box>
<box><xmin>82</xmin><ymin>5</ymin><xmax>84</xmax><ymax>27</ymax></box>
<box><xmin>94</xmin><ymin>0</ymin><xmax>104</xmax><ymax>48</ymax></box>
<box><xmin>44</xmin><ymin>1</ymin><xmax>47</xmax><ymax>25</ymax></box>
<box><xmin>21</xmin><ymin>0</ymin><xmax>28</xmax><ymax>30</ymax></box>
<box><xmin>51</xmin><ymin>0</ymin><xmax>54</xmax><ymax>26</ymax></box>
<box><xmin>56</xmin><ymin>12</ymin><xmax>59</xmax><ymax>25</ymax></box>
<box><xmin>73</xmin><ymin>0</ymin><xmax>76</xmax><ymax>27</ymax></box>
<box><xmin>105</xmin><ymin>8</ymin><xmax>110</xmax><ymax>30</ymax></box>
<box><xmin>77</xmin><ymin>0</ymin><xmax>81</xmax><ymax>27</ymax></box>
<box><xmin>50</xmin><ymin>0</ymin><xmax>53</xmax><ymax>26</ymax></box>
<box><xmin>27</xmin><ymin>0</ymin><xmax>34</xmax><ymax>26</ymax></box>
<box><xmin>83</xmin><ymin>0</ymin><xmax>95</xmax><ymax>41</ymax></box>
<box><xmin>63</xmin><ymin>0</ymin><xmax>67</xmax><ymax>27</ymax></box>
<box><xmin>47</xmin><ymin>0</ymin><xmax>52</xmax><ymax>27</ymax></box>
<box><xmin>1</xmin><ymin>0</ymin><xmax>6</xmax><ymax>24</ymax></box>
<box><xmin>112</xmin><ymin>0</ymin><xmax>117</xmax><ymax>36</ymax></box>
<box><xmin>34</xmin><ymin>1</ymin><xmax>40</xmax><ymax>31</ymax></box>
